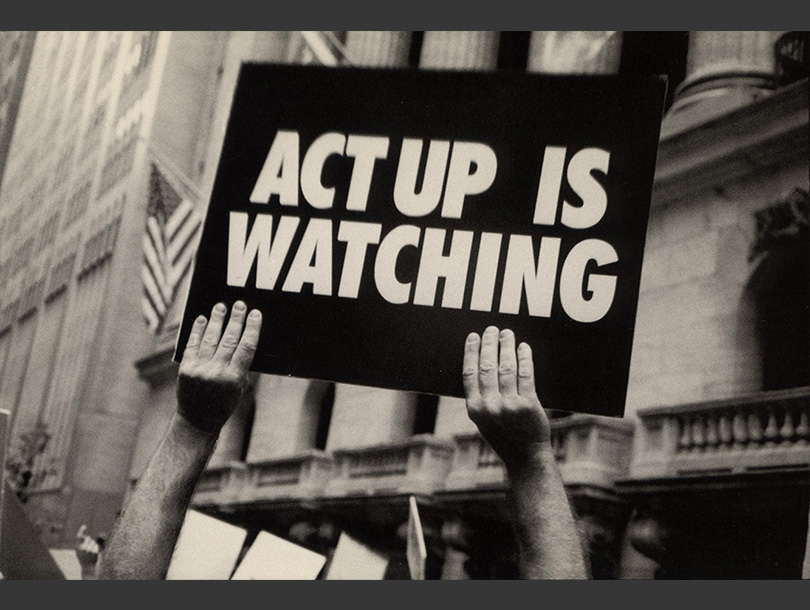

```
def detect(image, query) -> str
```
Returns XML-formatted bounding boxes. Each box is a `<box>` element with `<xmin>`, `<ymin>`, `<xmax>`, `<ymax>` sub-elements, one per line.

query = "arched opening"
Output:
<box><xmin>748</xmin><ymin>241</ymin><xmax>810</xmax><ymax>391</ymax></box>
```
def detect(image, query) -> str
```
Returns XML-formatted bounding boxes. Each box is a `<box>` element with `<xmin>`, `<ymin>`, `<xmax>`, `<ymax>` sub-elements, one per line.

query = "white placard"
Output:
<box><xmin>49</xmin><ymin>549</ymin><xmax>84</xmax><ymax>580</ymax></box>
<box><xmin>406</xmin><ymin>496</ymin><xmax>427</xmax><ymax>580</ymax></box>
<box><xmin>325</xmin><ymin>531</ymin><xmax>388</xmax><ymax>580</ymax></box>
<box><xmin>166</xmin><ymin>510</ymin><xmax>247</xmax><ymax>580</ymax></box>
<box><xmin>231</xmin><ymin>530</ymin><xmax>326</xmax><ymax>580</ymax></box>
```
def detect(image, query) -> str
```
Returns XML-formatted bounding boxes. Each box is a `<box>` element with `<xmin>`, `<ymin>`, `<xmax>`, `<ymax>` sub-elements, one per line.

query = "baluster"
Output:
<box><xmin>704</xmin><ymin>413</ymin><xmax>719</xmax><ymax>451</ymax></box>
<box><xmin>733</xmin><ymin>409</ymin><xmax>749</xmax><ymax>449</ymax></box>
<box><xmin>794</xmin><ymin>408</ymin><xmax>810</xmax><ymax>446</ymax></box>
<box><xmin>778</xmin><ymin>402</ymin><xmax>796</xmax><ymax>445</ymax></box>
<box><xmin>691</xmin><ymin>415</ymin><xmax>706</xmax><ymax>452</ymax></box>
<box><xmin>718</xmin><ymin>411</ymin><xmax>733</xmax><ymax>449</ymax></box>
<box><xmin>747</xmin><ymin>409</ymin><xmax>763</xmax><ymax>445</ymax></box>
<box><xmin>763</xmin><ymin>408</ymin><xmax>780</xmax><ymax>447</ymax></box>
<box><xmin>678</xmin><ymin>417</ymin><xmax>691</xmax><ymax>451</ymax></box>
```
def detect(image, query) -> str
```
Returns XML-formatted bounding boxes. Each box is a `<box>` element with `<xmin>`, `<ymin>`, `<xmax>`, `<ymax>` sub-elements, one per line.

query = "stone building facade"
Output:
<box><xmin>0</xmin><ymin>31</ymin><xmax>807</xmax><ymax>578</ymax></box>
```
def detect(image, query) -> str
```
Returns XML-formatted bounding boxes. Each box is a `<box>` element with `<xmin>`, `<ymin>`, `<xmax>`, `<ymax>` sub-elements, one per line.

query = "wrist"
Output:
<box><xmin>503</xmin><ymin>441</ymin><xmax>556</xmax><ymax>480</ymax></box>
<box><xmin>172</xmin><ymin>412</ymin><xmax>222</xmax><ymax>442</ymax></box>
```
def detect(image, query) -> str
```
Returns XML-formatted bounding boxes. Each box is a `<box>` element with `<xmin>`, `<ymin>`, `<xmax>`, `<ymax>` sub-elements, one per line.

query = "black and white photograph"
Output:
<box><xmin>0</xmin><ymin>29</ymin><xmax>807</xmax><ymax>580</ymax></box>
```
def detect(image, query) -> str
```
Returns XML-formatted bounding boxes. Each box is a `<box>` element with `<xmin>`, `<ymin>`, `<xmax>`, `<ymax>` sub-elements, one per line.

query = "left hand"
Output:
<box><xmin>462</xmin><ymin>326</ymin><xmax>552</xmax><ymax>472</ymax></box>
<box><xmin>176</xmin><ymin>301</ymin><xmax>262</xmax><ymax>435</ymax></box>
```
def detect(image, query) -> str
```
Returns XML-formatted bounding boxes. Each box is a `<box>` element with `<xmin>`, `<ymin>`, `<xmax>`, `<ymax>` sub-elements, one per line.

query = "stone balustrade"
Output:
<box><xmin>192</xmin><ymin>461</ymin><xmax>248</xmax><ymax>508</ymax></box>
<box><xmin>444</xmin><ymin>414</ymin><xmax>635</xmax><ymax>493</ymax></box>
<box><xmin>443</xmin><ymin>432</ymin><xmax>506</xmax><ymax>490</ymax></box>
<box><xmin>323</xmin><ymin>434</ymin><xmax>455</xmax><ymax>497</ymax></box>
<box><xmin>248</xmin><ymin>451</ymin><xmax>336</xmax><ymax>502</ymax></box>
<box><xmin>191</xmin><ymin>452</ymin><xmax>334</xmax><ymax>508</ymax></box>
<box><xmin>192</xmin><ymin>388</ymin><xmax>809</xmax><ymax>508</ymax></box>
<box><xmin>628</xmin><ymin>387</ymin><xmax>810</xmax><ymax>479</ymax></box>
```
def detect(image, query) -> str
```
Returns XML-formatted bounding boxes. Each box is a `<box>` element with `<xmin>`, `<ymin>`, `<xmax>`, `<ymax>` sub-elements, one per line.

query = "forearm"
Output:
<box><xmin>505</xmin><ymin>445</ymin><xmax>589</xmax><ymax>579</ymax></box>
<box><xmin>97</xmin><ymin>415</ymin><xmax>218</xmax><ymax>580</ymax></box>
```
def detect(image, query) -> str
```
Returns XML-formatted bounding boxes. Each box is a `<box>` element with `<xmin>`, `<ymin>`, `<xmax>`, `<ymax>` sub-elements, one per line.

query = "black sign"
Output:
<box><xmin>176</xmin><ymin>64</ymin><xmax>666</xmax><ymax>418</ymax></box>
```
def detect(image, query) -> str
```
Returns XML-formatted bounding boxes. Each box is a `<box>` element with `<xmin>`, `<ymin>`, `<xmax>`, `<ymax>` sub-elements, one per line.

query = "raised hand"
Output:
<box><xmin>462</xmin><ymin>326</ymin><xmax>552</xmax><ymax>471</ymax></box>
<box><xmin>176</xmin><ymin>301</ymin><xmax>262</xmax><ymax>435</ymax></box>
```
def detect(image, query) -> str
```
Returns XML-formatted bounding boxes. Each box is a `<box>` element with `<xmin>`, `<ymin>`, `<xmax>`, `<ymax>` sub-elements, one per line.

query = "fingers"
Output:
<box><xmin>517</xmin><ymin>342</ymin><xmax>537</xmax><ymax>398</ymax></box>
<box><xmin>462</xmin><ymin>332</ymin><xmax>481</xmax><ymax>401</ymax></box>
<box><xmin>197</xmin><ymin>302</ymin><xmax>227</xmax><ymax>360</ymax></box>
<box><xmin>231</xmin><ymin>308</ymin><xmax>262</xmax><ymax>373</ymax></box>
<box><xmin>214</xmin><ymin>301</ymin><xmax>248</xmax><ymax>364</ymax></box>
<box><xmin>498</xmin><ymin>329</ymin><xmax>518</xmax><ymax>395</ymax></box>
<box><xmin>463</xmin><ymin>327</ymin><xmax>534</xmax><ymax>400</ymax></box>
<box><xmin>478</xmin><ymin>326</ymin><xmax>500</xmax><ymax>398</ymax></box>
<box><xmin>183</xmin><ymin>314</ymin><xmax>208</xmax><ymax>360</ymax></box>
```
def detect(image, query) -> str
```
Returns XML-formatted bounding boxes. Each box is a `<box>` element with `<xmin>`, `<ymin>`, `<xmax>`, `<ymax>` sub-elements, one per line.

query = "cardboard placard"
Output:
<box><xmin>231</xmin><ymin>530</ymin><xmax>326</xmax><ymax>580</ymax></box>
<box><xmin>48</xmin><ymin>549</ymin><xmax>84</xmax><ymax>580</ymax></box>
<box><xmin>325</xmin><ymin>531</ymin><xmax>388</xmax><ymax>580</ymax></box>
<box><xmin>166</xmin><ymin>510</ymin><xmax>247</xmax><ymax>580</ymax></box>
<box><xmin>176</xmin><ymin>64</ymin><xmax>666</xmax><ymax>417</ymax></box>
<box><xmin>406</xmin><ymin>496</ymin><xmax>427</xmax><ymax>580</ymax></box>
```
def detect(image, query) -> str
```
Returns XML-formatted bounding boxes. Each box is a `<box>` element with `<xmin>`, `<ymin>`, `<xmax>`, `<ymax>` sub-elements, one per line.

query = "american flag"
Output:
<box><xmin>141</xmin><ymin>162</ymin><xmax>202</xmax><ymax>334</ymax></box>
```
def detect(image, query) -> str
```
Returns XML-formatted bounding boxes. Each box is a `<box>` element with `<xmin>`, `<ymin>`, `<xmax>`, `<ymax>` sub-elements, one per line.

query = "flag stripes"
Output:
<box><xmin>141</xmin><ymin>163</ymin><xmax>202</xmax><ymax>334</ymax></box>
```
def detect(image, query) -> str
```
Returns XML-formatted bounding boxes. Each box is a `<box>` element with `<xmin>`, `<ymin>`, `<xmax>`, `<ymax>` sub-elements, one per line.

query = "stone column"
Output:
<box><xmin>672</xmin><ymin>31</ymin><xmax>785</xmax><ymax>110</ymax></box>
<box><xmin>326</xmin><ymin>383</ymin><xmax>417</xmax><ymax>450</ymax></box>
<box><xmin>434</xmin><ymin>396</ymin><xmax>478</xmax><ymax>437</ymax></box>
<box><xmin>527</xmin><ymin>31</ymin><xmax>622</xmax><ymax>74</ymax></box>
<box><xmin>419</xmin><ymin>31</ymin><xmax>499</xmax><ymax>70</ymax></box>
<box><xmin>345</xmin><ymin>31</ymin><xmax>411</xmax><ymax>67</ymax></box>
<box><xmin>246</xmin><ymin>375</ymin><xmax>332</xmax><ymax>461</ymax></box>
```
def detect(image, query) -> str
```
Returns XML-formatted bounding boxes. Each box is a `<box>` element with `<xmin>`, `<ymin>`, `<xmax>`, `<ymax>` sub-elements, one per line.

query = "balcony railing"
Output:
<box><xmin>628</xmin><ymin>386</ymin><xmax>810</xmax><ymax>479</ymax></box>
<box><xmin>192</xmin><ymin>451</ymin><xmax>334</xmax><ymax>507</ymax></box>
<box><xmin>324</xmin><ymin>435</ymin><xmax>455</xmax><ymax>497</ymax></box>
<box><xmin>444</xmin><ymin>414</ymin><xmax>635</xmax><ymax>493</ymax></box>
<box><xmin>248</xmin><ymin>450</ymin><xmax>336</xmax><ymax>502</ymax></box>
<box><xmin>192</xmin><ymin>461</ymin><xmax>248</xmax><ymax>507</ymax></box>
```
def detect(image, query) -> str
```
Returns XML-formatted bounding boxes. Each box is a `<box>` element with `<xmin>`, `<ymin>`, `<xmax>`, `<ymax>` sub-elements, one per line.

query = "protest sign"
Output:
<box><xmin>406</xmin><ymin>496</ymin><xmax>427</xmax><ymax>580</ymax></box>
<box><xmin>48</xmin><ymin>549</ymin><xmax>83</xmax><ymax>580</ymax></box>
<box><xmin>166</xmin><ymin>509</ymin><xmax>247</xmax><ymax>580</ymax></box>
<box><xmin>0</xmin><ymin>481</ymin><xmax>65</xmax><ymax>579</ymax></box>
<box><xmin>176</xmin><ymin>64</ymin><xmax>666</xmax><ymax>417</ymax></box>
<box><xmin>231</xmin><ymin>530</ymin><xmax>326</xmax><ymax>580</ymax></box>
<box><xmin>325</xmin><ymin>531</ymin><xmax>388</xmax><ymax>580</ymax></box>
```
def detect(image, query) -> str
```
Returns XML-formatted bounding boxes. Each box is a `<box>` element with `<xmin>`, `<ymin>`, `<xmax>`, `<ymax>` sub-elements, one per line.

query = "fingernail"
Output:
<box><xmin>484</xmin><ymin>326</ymin><xmax>498</xmax><ymax>335</ymax></box>
<box><xmin>466</xmin><ymin>332</ymin><xmax>479</xmax><ymax>343</ymax></box>
<box><xmin>233</xmin><ymin>300</ymin><xmax>246</xmax><ymax>311</ymax></box>
<box><xmin>195</xmin><ymin>315</ymin><xmax>206</xmax><ymax>324</ymax></box>
<box><xmin>214</xmin><ymin>303</ymin><xmax>226</xmax><ymax>313</ymax></box>
<box><xmin>249</xmin><ymin>309</ymin><xmax>261</xmax><ymax>319</ymax></box>
<box><xmin>500</xmin><ymin>329</ymin><xmax>513</xmax><ymax>338</ymax></box>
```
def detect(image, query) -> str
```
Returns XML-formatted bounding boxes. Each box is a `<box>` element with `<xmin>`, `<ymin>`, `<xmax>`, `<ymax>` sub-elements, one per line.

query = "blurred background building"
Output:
<box><xmin>0</xmin><ymin>30</ymin><xmax>807</xmax><ymax>579</ymax></box>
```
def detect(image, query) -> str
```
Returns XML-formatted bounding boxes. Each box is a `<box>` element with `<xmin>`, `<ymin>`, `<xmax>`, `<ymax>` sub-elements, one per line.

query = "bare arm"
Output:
<box><xmin>97</xmin><ymin>301</ymin><xmax>262</xmax><ymax>580</ymax></box>
<box><xmin>462</xmin><ymin>326</ymin><xmax>588</xmax><ymax>579</ymax></box>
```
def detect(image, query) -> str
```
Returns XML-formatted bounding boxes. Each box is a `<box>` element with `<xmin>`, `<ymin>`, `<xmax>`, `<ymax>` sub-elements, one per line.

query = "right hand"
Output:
<box><xmin>176</xmin><ymin>301</ymin><xmax>262</xmax><ymax>435</ymax></box>
<box><xmin>461</xmin><ymin>326</ymin><xmax>552</xmax><ymax>472</ymax></box>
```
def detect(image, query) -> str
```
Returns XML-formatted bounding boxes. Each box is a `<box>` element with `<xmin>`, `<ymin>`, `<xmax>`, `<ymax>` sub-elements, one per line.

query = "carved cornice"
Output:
<box><xmin>652</xmin><ymin>79</ymin><xmax>809</xmax><ymax>205</ymax></box>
